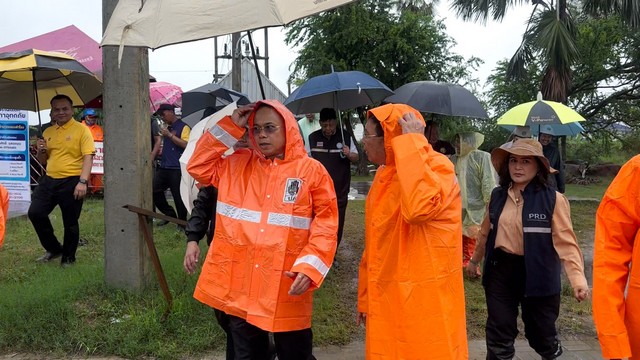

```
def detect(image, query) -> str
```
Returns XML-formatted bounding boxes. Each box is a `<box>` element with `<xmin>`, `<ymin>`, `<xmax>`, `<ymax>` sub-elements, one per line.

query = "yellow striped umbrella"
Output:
<box><xmin>0</xmin><ymin>49</ymin><xmax>102</xmax><ymax>125</ymax></box>
<box><xmin>497</xmin><ymin>96</ymin><xmax>585</xmax><ymax>136</ymax></box>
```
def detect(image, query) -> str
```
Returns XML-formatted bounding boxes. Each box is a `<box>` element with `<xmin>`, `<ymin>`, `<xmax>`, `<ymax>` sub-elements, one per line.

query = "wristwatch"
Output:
<box><xmin>78</xmin><ymin>178</ymin><xmax>88</xmax><ymax>185</ymax></box>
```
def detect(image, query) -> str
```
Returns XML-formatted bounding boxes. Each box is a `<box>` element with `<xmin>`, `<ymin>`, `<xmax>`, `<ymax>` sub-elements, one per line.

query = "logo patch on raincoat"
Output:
<box><xmin>283</xmin><ymin>178</ymin><xmax>302</xmax><ymax>203</ymax></box>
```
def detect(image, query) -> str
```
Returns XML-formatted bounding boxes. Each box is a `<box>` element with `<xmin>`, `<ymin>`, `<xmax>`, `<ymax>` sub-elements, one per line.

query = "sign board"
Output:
<box><xmin>91</xmin><ymin>141</ymin><xmax>104</xmax><ymax>175</ymax></box>
<box><xmin>0</xmin><ymin>109</ymin><xmax>31</xmax><ymax>201</ymax></box>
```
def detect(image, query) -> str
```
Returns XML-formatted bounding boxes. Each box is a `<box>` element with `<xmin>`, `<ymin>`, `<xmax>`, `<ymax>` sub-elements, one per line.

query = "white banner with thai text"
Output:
<box><xmin>91</xmin><ymin>141</ymin><xmax>103</xmax><ymax>175</ymax></box>
<box><xmin>0</xmin><ymin>109</ymin><xmax>31</xmax><ymax>202</ymax></box>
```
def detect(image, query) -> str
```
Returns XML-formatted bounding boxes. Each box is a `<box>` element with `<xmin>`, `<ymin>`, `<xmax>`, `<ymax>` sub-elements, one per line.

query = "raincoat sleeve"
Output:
<box><xmin>474</xmin><ymin>209</ymin><xmax>491</xmax><ymax>262</ymax></box>
<box><xmin>290</xmin><ymin>166</ymin><xmax>338</xmax><ymax>290</ymax></box>
<box><xmin>185</xmin><ymin>186</ymin><xmax>217</xmax><ymax>243</ymax></box>
<box><xmin>391</xmin><ymin>133</ymin><xmax>457</xmax><ymax>224</ymax></box>
<box><xmin>480</xmin><ymin>153</ymin><xmax>497</xmax><ymax>205</ymax></box>
<box><xmin>592</xmin><ymin>157</ymin><xmax>639</xmax><ymax>359</ymax></box>
<box><xmin>357</xmin><ymin>249</ymin><xmax>368</xmax><ymax>313</ymax></box>
<box><xmin>186</xmin><ymin>116</ymin><xmax>246</xmax><ymax>188</ymax></box>
<box><xmin>550</xmin><ymin>193</ymin><xmax>587</xmax><ymax>290</ymax></box>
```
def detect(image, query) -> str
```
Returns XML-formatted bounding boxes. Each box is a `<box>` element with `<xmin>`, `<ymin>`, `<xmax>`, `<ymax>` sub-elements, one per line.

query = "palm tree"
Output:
<box><xmin>393</xmin><ymin>0</ymin><xmax>437</xmax><ymax>15</ymax></box>
<box><xmin>582</xmin><ymin>0</ymin><xmax>640</xmax><ymax>28</ymax></box>
<box><xmin>451</xmin><ymin>0</ymin><xmax>578</xmax><ymax>102</ymax></box>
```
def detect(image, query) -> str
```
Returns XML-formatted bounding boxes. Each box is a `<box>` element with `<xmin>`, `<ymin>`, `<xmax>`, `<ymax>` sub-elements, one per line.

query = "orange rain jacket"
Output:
<box><xmin>187</xmin><ymin>100</ymin><xmax>338</xmax><ymax>332</ymax></box>
<box><xmin>593</xmin><ymin>154</ymin><xmax>640</xmax><ymax>359</ymax></box>
<box><xmin>0</xmin><ymin>184</ymin><xmax>8</xmax><ymax>248</ymax></box>
<box><xmin>358</xmin><ymin>104</ymin><xmax>468</xmax><ymax>359</ymax></box>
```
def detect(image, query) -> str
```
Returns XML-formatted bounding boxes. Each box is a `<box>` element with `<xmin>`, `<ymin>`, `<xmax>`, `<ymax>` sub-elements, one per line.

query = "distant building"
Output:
<box><xmin>218</xmin><ymin>58</ymin><xmax>287</xmax><ymax>103</ymax></box>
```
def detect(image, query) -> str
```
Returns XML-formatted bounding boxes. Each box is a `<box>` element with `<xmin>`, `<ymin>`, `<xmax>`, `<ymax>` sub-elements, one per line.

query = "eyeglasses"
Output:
<box><xmin>252</xmin><ymin>124</ymin><xmax>281</xmax><ymax>135</ymax></box>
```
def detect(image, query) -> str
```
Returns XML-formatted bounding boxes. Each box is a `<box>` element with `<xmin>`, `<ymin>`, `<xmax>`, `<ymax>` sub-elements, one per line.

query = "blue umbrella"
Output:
<box><xmin>284</xmin><ymin>70</ymin><xmax>393</xmax><ymax>114</ymax></box>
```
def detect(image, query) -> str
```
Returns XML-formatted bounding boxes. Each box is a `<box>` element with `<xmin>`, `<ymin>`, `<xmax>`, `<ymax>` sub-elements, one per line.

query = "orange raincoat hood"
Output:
<box><xmin>367</xmin><ymin>103</ymin><xmax>423</xmax><ymax>165</ymax></box>
<box><xmin>247</xmin><ymin>100</ymin><xmax>307</xmax><ymax>161</ymax></box>
<box><xmin>359</xmin><ymin>103</ymin><xmax>468</xmax><ymax>359</ymax></box>
<box><xmin>187</xmin><ymin>99</ymin><xmax>338</xmax><ymax>332</ymax></box>
<box><xmin>593</xmin><ymin>154</ymin><xmax>640</xmax><ymax>359</ymax></box>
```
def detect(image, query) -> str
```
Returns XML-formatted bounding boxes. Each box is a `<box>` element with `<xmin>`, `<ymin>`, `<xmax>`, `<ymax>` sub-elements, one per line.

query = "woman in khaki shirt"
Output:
<box><xmin>466</xmin><ymin>138</ymin><xmax>589</xmax><ymax>360</ymax></box>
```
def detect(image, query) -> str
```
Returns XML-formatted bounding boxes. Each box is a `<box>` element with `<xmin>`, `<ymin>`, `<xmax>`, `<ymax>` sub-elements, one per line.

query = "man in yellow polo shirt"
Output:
<box><xmin>28</xmin><ymin>94</ymin><xmax>95</xmax><ymax>266</ymax></box>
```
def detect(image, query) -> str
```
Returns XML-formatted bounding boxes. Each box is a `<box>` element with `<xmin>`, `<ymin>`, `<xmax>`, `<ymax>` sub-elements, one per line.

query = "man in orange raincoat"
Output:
<box><xmin>593</xmin><ymin>154</ymin><xmax>640</xmax><ymax>360</ymax></box>
<box><xmin>187</xmin><ymin>100</ymin><xmax>338</xmax><ymax>360</ymax></box>
<box><xmin>81</xmin><ymin>109</ymin><xmax>104</xmax><ymax>194</ymax></box>
<box><xmin>357</xmin><ymin>103</ymin><xmax>468</xmax><ymax>359</ymax></box>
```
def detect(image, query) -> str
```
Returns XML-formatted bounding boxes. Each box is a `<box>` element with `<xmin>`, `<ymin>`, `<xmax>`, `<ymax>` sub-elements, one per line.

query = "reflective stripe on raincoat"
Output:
<box><xmin>358</xmin><ymin>104</ymin><xmax>468</xmax><ymax>359</ymax></box>
<box><xmin>593</xmin><ymin>154</ymin><xmax>640</xmax><ymax>359</ymax></box>
<box><xmin>187</xmin><ymin>100</ymin><xmax>338</xmax><ymax>332</ymax></box>
<box><xmin>452</xmin><ymin>132</ymin><xmax>496</xmax><ymax>237</ymax></box>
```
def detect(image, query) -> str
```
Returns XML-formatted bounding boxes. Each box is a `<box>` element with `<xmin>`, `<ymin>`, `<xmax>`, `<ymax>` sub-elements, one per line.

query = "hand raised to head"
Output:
<box><xmin>231</xmin><ymin>103</ymin><xmax>256</xmax><ymax>128</ymax></box>
<box><xmin>398</xmin><ymin>112</ymin><xmax>425</xmax><ymax>135</ymax></box>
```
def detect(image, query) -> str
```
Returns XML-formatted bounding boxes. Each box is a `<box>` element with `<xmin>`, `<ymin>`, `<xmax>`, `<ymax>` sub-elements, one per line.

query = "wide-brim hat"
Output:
<box><xmin>491</xmin><ymin>138</ymin><xmax>557</xmax><ymax>174</ymax></box>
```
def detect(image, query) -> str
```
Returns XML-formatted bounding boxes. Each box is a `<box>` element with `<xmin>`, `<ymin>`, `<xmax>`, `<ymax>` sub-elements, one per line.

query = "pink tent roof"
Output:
<box><xmin>0</xmin><ymin>25</ymin><xmax>101</xmax><ymax>74</ymax></box>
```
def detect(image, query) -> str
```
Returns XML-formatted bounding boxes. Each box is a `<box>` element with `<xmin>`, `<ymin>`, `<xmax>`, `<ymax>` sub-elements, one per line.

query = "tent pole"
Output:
<box><xmin>32</xmin><ymin>69</ymin><xmax>42</xmax><ymax>130</ymax></box>
<box><xmin>247</xmin><ymin>31</ymin><xmax>266</xmax><ymax>100</ymax></box>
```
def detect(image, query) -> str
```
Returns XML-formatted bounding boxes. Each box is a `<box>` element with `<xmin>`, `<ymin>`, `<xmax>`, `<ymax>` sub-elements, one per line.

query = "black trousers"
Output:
<box><xmin>28</xmin><ymin>175</ymin><xmax>83</xmax><ymax>262</ymax></box>
<box><xmin>153</xmin><ymin>167</ymin><xmax>187</xmax><ymax>221</ymax></box>
<box><xmin>337</xmin><ymin>201</ymin><xmax>347</xmax><ymax>247</ymax></box>
<box><xmin>484</xmin><ymin>249</ymin><xmax>562</xmax><ymax>360</ymax></box>
<box><xmin>226</xmin><ymin>314</ymin><xmax>314</xmax><ymax>360</ymax></box>
<box><xmin>214</xmin><ymin>309</ymin><xmax>236</xmax><ymax>360</ymax></box>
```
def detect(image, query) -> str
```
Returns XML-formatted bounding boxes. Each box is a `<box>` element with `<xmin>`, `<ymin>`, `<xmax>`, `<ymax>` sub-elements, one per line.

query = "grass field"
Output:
<box><xmin>0</xmin><ymin>196</ymin><xmax>599</xmax><ymax>359</ymax></box>
<box><xmin>564</xmin><ymin>177</ymin><xmax>613</xmax><ymax>200</ymax></box>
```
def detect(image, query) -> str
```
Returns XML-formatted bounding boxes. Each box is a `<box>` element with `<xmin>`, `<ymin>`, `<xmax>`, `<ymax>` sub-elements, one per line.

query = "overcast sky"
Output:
<box><xmin>1</xmin><ymin>0</ymin><xmax>532</xmax><ymax>124</ymax></box>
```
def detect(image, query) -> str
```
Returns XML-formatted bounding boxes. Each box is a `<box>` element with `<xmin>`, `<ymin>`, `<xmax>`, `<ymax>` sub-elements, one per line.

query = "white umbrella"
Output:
<box><xmin>101</xmin><ymin>0</ymin><xmax>356</xmax><ymax>50</ymax></box>
<box><xmin>179</xmin><ymin>102</ymin><xmax>238</xmax><ymax>214</ymax></box>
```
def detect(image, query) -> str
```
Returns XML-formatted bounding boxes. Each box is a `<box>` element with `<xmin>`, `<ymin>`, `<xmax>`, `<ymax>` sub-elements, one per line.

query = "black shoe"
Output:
<box><xmin>60</xmin><ymin>257</ymin><xmax>76</xmax><ymax>267</ymax></box>
<box><xmin>542</xmin><ymin>340</ymin><xmax>563</xmax><ymax>360</ymax></box>
<box><xmin>36</xmin><ymin>251</ymin><xmax>62</xmax><ymax>263</ymax></box>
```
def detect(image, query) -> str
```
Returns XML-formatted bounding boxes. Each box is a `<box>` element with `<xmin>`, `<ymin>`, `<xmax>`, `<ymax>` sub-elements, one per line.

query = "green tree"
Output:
<box><xmin>284</xmin><ymin>0</ymin><xmax>481</xmax><ymax>91</ymax></box>
<box><xmin>485</xmin><ymin>14</ymin><xmax>639</xmax><ymax>127</ymax></box>
<box><xmin>484</xmin><ymin>14</ymin><xmax>640</xmax><ymax>162</ymax></box>
<box><xmin>285</xmin><ymin>0</ymin><xmax>483</xmax><ymax>174</ymax></box>
<box><xmin>451</xmin><ymin>0</ymin><xmax>580</xmax><ymax>103</ymax></box>
<box><xmin>582</xmin><ymin>0</ymin><xmax>640</xmax><ymax>27</ymax></box>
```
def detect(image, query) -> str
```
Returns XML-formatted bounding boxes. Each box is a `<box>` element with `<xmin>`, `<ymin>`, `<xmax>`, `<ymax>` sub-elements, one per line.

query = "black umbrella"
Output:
<box><xmin>181</xmin><ymin>83</ymin><xmax>251</xmax><ymax>127</ymax></box>
<box><xmin>384</xmin><ymin>81</ymin><xmax>488</xmax><ymax>119</ymax></box>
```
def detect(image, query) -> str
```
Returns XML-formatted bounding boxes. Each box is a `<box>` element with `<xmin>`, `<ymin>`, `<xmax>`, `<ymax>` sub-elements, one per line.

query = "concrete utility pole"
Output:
<box><xmin>102</xmin><ymin>0</ymin><xmax>152</xmax><ymax>289</ymax></box>
<box><xmin>231</xmin><ymin>32</ymin><xmax>242</xmax><ymax>91</ymax></box>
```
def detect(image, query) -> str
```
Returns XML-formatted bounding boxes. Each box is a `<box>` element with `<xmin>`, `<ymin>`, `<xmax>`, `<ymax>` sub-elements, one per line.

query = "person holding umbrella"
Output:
<box><xmin>308</xmin><ymin>108</ymin><xmax>358</xmax><ymax>248</ymax></box>
<box><xmin>538</xmin><ymin>125</ymin><xmax>565</xmax><ymax>193</ymax></box>
<box><xmin>28</xmin><ymin>94</ymin><xmax>95</xmax><ymax>266</ymax></box>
